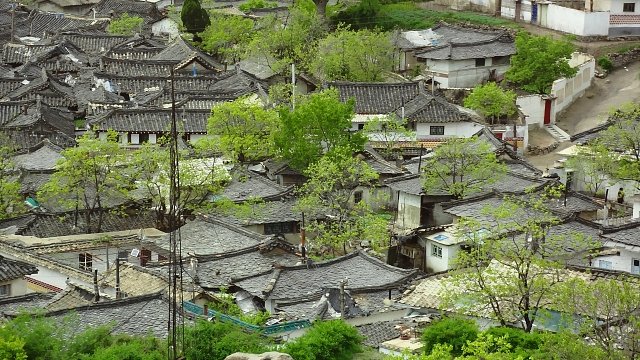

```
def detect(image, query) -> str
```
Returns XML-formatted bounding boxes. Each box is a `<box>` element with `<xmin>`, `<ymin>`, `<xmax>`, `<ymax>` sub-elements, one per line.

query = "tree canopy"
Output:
<box><xmin>106</xmin><ymin>13</ymin><xmax>143</xmax><ymax>36</ymax></box>
<box><xmin>505</xmin><ymin>33</ymin><xmax>577</xmax><ymax>94</ymax></box>
<box><xmin>199</xmin><ymin>13</ymin><xmax>256</xmax><ymax>63</ymax></box>
<box><xmin>421</xmin><ymin>137</ymin><xmax>507</xmax><ymax>199</ymax></box>
<box><xmin>362</xmin><ymin>115</ymin><xmax>416</xmax><ymax>160</ymax></box>
<box><xmin>463</xmin><ymin>82</ymin><xmax>517</xmax><ymax>124</ymax></box>
<box><xmin>38</xmin><ymin>131</ymin><xmax>130</xmax><ymax>234</ymax></box>
<box><xmin>274</xmin><ymin>88</ymin><xmax>366</xmax><ymax>171</ymax></box>
<box><xmin>0</xmin><ymin>135</ymin><xmax>23</xmax><ymax>220</ymax></box>
<box><xmin>310</xmin><ymin>27</ymin><xmax>394</xmax><ymax>82</ymax></box>
<box><xmin>205</xmin><ymin>97</ymin><xmax>279</xmax><ymax>163</ymax></box>
<box><xmin>181</xmin><ymin>0</ymin><xmax>210</xmax><ymax>40</ymax></box>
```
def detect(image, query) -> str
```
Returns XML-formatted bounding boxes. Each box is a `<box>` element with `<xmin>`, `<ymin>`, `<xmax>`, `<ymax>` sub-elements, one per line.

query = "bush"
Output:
<box><xmin>597</xmin><ymin>56</ymin><xmax>613</xmax><ymax>72</ymax></box>
<box><xmin>421</xmin><ymin>317</ymin><xmax>479</xmax><ymax>356</ymax></box>
<box><xmin>89</xmin><ymin>336</ymin><xmax>166</xmax><ymax>360</ymax></box>
<box><xmin>484</xmin><ymin>327</ymin><xmax>542</xmax><ymax>358</ymax></box>
<box><xmin>184</xmin><ymin>321</ymin><xmax>272</xmax><ymax>360</ymax></box>
<box><xmin>67</xmin><ymin>325</ymin><xmax>115</xmax><ymax>358</ymax></box>
<box><xmin>239</xmin><ymin>0</ymin><xmax>277</xmax><ymax>12</ymax></box>
<box><xmin>0</xmin><ymin>314</ymin><xmax>67</xmax><ymax>360</ymax></box>
<box><xmin>283</xmin><ymin>320</ymin><xmax>363</xmax><ymax>360</ymax></box>
<box><xmin>106</xmin><ymin>13</ymin><xmax>143</xmax><ymax>36</ymax></box>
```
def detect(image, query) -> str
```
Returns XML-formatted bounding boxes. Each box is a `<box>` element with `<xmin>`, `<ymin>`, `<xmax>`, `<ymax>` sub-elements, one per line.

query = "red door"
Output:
<box><xmin>543</xmin><ymin>99</ymin><xmax>552</xmax><ymax>124</ymax></box>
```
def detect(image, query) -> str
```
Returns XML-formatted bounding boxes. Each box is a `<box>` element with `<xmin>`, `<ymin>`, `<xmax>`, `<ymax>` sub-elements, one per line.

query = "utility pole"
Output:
<box><xmin>339</xmin><ymin>278</ymin><xmax>348</xmax><ymax>318</ymax></box>
<box><xmin>10</xmin><ymin>3</ymin><xmax>15</xmax><ymax>44</ymax></box>
<box><xmin>291</xmin><ymin>63</ymin><xmax>296</xmax><ymax>110</ymax></box>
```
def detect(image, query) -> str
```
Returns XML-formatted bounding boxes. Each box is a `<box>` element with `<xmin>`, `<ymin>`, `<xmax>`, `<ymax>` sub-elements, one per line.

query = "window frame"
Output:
<box><xmin>429</xmin><ymin>126</ymin><xmax>445</xmax><ymax>136</ymax></box>
<box><xmin>0</xmin><ymin>284</ymin><xmax>10</xmax><ymax>297</ymax></box>
<box><xmin>264</xmin><ymin>222</ymin><xmax>298</xmax><ymax>235</ymax></box>
<box><xmin>598</xmin><ymin>259</ymin><xmax>613</xmax><ymax>270</ymax></box>
<box><xmin>354</xmin><ymin>190</ymin><xmax>363</xmax><ymax>204</ymax></box>
<box><xmin>475</xmin><ymin>58</ymin><xmax>486</xmax><ymax>67</ymax></box>
<box><xmin>79</xmin><ymin>252</ymin><xmax>93</xmax><ymax>271</ymax></box>
<box><xmin>431</xmin><ymin>244</ymin><xmax>443</xmax><ymax>258</ymax></box>
<box><xmin>623</xmin><ymin>2</ymin><xmax>635</xmax><ymax>12</ymax></box>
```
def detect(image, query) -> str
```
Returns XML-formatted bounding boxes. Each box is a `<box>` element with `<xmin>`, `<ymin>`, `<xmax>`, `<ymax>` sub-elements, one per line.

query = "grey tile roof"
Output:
<box><xmin>5</xmin><ymin>71</ymin><xmax>76</xmax><ymax>106</ymax></box>
<box><xmin>2</xmin><ymin>43</ymin><xmax>57</xmax><ymax>65</ymax></box>
<box><xmin>234</xmin><ymin>251</ymin><xmax>417</xmax><ymax>301</ymax></box>
<box><xmin>87</xmin><ymin>108</ymin><xmax>209</xmax><ymax>133</ymax></box>
<box><xmin>147</xmin><ymin>217</ymin><xmax>266</xmax><ymax>256</ymax></box>
<box><xmin>19</xmin><ymin>172</ymin><xmax>51</xmax><ymax>194</ymax></box>
<box><xmin>602</xmin><ymin>222</ymin><xmax>640</xmax><ymax>247</ymax></box>
<box><xmin>546</xmin><ymin>219</ymin><xmax>601</xmax><ymax>245</ymax></box>
<box><xmin>330</xmin><ymin>81</ymin><xmax>421</xmax><ymax>115</ymax></box>
<box><xmin>0</xmin><ymin>255</ymin><xmax>38</xmax><ymax>282</ymax></box>
<box><xmin>0</xmin><ymin>293</ymin><xmax>54</xmax><ymax>317</ymax></box>
<box><xmin>17</xmin><ymin>12</ymin><xmax>109</xmax><ymax>39</ymax></box>
<box><xmin>107</xmin><ymin>47</ymin><xmax>166</xmax><ymax>60</ymax></box>
<box><xmin>2</xmin><ymin>101</ymin><xmax>75</xmax><ymax>137</ymax></box>
<box><xmin>357</xmin><ymin>321</ymin><xmax>401</xmax><ymax>347</ymax></box>
<box><xmin>100</xmin><ymin>57</ymin><xmax>186</xmax><ymax>77</ymax></box>
<box><xmin>12</xmin><ymin>139</ymin><xmax>63</xmax><ymax>171</ymax></box>
<box><xmin>487</xmin><ymin>172</ymin><xmax>546</xmax><ymax>194</ymax></box>
<box><xmin>220</xmin><ymin>170</ymin><xmax>291</xmax><ymax>202</ymax></box>
<box><xmin>398</xmin><ymin>93</ymin><xmax>473</xmax><ymax>123</ymax></box>
<box><xmin>360</xmin><ymin>148</ymin><xmax>405</xmax><ymax>176</ymax></box>
<box><xmin>443</xmin><ymin>192</ymin><xmax>549</xmax><ymax>225</ymax></box>
<box><xmin>17</xmin><ymin>209</ymin><xmax>156</xmax><ymax>238</ymax></box>
<box><xmin>152</xmin><ymin>37</ymin><xmax>222</xmax><ymax>71</ymax></box>
<box><xmin>44</xmin><ymin>282</ymin><xmax>106</xmax><ymax>312</ymax></box>
<box><xmin>404</xmin><ymin>24</ymin><xmax>516</xmax><ymax>60</ymax></box>
<box><xmin>213</xmin><ymin>197</ymin><xmax>308</xmax><ymax>226</ymax></box>
<box><xmin>44</xmin><ymin>293</ymin><xmax>186</xmax><ymax>338</ymax></box>
<box><xmin>542</xmin><ymin>192</ymin><xmax>602</xmax><ymax>215</ymax></box>
<box><xmin>59</xmin><ymin>32</ymin><xmax>129</xmax><ymax>55</ymax></box>
<box><xmin>385</xmin><ymin>174</ymin><xmax>424</xmax><ymax>196</ymax></box>
<box><xmin>189</xmin><ymin>246</ymin><xmax>299</xmax><ymax>289</ymax></box>
<box><xmin>0</xmin><ymin>79</ymin><xmax>31</xmax><ymax>98</ymax></box>
<box><xmin>93</xmin><ymin>71</ymin><xmax>243</xmax><ymax>95</ymax></box>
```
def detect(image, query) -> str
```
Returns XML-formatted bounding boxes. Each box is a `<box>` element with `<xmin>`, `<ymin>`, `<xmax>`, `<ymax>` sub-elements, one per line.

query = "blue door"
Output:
<box><xmin>531</xmin><ymin>2</ymin><xmax>537</xmax><ymax>23</ymax></box>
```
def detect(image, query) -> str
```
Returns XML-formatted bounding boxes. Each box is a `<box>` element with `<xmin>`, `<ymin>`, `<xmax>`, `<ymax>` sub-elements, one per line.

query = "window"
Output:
<box><xmin>357</xmin><ymin>123</ymin><xmax>365</xmax><ymax>130</ymax></box>
<box><xmin>598</xmin><ymin>260</ymin><xmax>612</xmax><ymax>270</ymax></box>
<box><xmin>623</xmin><ymin>2</ymin><xmax>635</xmax><ymax>12</ymax></box>
<box><xmin>493</xmin><ymin>56</ymin><xmax>510</xmax><ymax>65</ymax></box>
<box><xmin>79</xmin><ymin>253</ymin><xmax>93</xmax><ymax>271</ymax></box>
<box><xmin>475</xmin><ymin>58</ymin><xmax>486</xmax><ymax>67</ymax></box>
<box><xmin>354</xmin><ymin>191</ymin><xmax>363</xmax><ymax>204</ymax></box>
<box><xmin>0</xmin><ymin>284</ymin><xmax>10</xmax><ymax>297</ymax></box>
<box><xmin>430</xmin><ymin>126</ymin><xmax>445</xmax><ymax>135</ymax></box>
<box><xmin>139</xmin><ymin>133</ymin><xmax>150</xmax><ymax>144</ymax></box>
<box><xmin>264</xmin><ymin>222</ymin><xmax>298</xmax><ymax>235</ymax></box>
<box><xmin>632</xmin><ymin>259</ymin><xmax>640</xmax><ymax>274</ymax></box>
<box><xmin>431</xmin><ymin>244</ymin><xmax>443</xmax><ymax>258</ymax></box>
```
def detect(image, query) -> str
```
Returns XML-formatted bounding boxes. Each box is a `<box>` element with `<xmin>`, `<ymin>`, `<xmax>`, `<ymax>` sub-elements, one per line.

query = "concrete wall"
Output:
<box><xmin>152</xmin><ymin>18</ymin><xmax>179</xmax><ymax>38</ymax></box>
<box><xmin>589</xmin><ymin>0</ymin><xmax>613</xmax><ymax>11</ymax></box>
<box><xmin>538</xmin><ymin>4</ymin><xmax>609</xmax><ymax>35</ymax></box>
<box><xmin>516</xmin><ymin>95</ymin><xmax>554</xmax><ymax>127</ymax></box>
<box><xmin>425</xmin><ymin>240</ymin><xmax>460</xmax><ymax>273</ymax></box>
<box><xmin>0</xmin><ymin>278</ymin><xmax>29</xmax><ymax>297</ymax></box>
<box><xmin>552</xmin><ymin>54</ymin><xmax>595</xmax><ymax>113</ymax></box>
<box><xmin>396</xmin><ymin>192</ymin><xmax>422</xmax><ymax>230</ymax></box>
<box><xmin>594</xmin><ymin>246</ymin><xmax>640</xmax><ymax>274</ymax></box>
<box><xmin>427</xmin><ymin>58</ymin><xmax>510</xmax><ymax>89</ymax></box>
<box><xmin>502</xmin><ymin>0</ymin><xmax>534</xmax><ymax>21</ymax></box>
<box><xmin>416</xmin><ymin>121</ymin><xmax>482</xmax><ymax>139</ymax></box>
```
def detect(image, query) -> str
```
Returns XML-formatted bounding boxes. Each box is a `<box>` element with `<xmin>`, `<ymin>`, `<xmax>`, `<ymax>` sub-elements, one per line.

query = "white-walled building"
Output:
<box><xmin>396</xmin><ymin>24</ymin><xmax>516</xmax><ymax>89</ymax></box>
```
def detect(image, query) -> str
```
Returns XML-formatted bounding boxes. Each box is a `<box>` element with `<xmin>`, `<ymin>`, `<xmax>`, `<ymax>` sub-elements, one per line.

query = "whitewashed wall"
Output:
<box><xmin>396</xmin><ymin>192</ymin><xmax>422</xmax><ymax>230</ymax></box>
<box><xmin>594</xmin><ymin>245</ymin><xmax>640</xmax><ymax>274</ymax></box>
<box><xmin>425</xmin><ymin>240</ymin><xmax>460</xmax><ymax>273</ymax></box>
<box><xmin>427</xmin><ymin>59</ymin><xmax>510</xmax><ymax>89</ymax></box>
<box><xmin>516</xmin><ymin>95</ymin><xmax>554</xmax><ymax>127</ymax></box>
<box><xmin>152</xmin><ymin>18</ymin><xmax>180</xmax><ymax>38</ymax></box>
<box><xmin>552</xmin><ymin>54</ymin><xmax>595</xmax><ymax>113</ymax></box>
<box><xmin>416</xmin><ymin>121</ymin><xmax>483</xmax><ymax>139</ymax></box>
<box><xmin>539</xmin><ymin>4</ymin><xmax>609</xmax><ymax>35</ymax></box>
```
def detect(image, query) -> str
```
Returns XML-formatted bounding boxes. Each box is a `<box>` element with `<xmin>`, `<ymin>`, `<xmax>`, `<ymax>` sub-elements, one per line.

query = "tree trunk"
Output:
<box><xmin>314</xmin><ymin>0</ymin><xmax>329</xmax><ymax>18</ymax></box>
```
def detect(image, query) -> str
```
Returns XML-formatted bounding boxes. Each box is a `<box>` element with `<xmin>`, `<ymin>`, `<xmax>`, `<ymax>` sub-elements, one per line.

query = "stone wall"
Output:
<box><xmin>526</xmin><ymin>142</ymin><xmax>559</xmax><ymax>155</ymax></box>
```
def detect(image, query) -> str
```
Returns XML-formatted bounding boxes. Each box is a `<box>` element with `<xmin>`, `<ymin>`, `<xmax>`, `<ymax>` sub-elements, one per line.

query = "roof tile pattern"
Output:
<box><xmin>331</xmin><ymin>82</ymin><xmax>421</xmax><ymax>114</ymax></box>
<box><xmin>0</xmin><ymin>255</ymin><xmax>38</xmax><ymax>282</ymax></box>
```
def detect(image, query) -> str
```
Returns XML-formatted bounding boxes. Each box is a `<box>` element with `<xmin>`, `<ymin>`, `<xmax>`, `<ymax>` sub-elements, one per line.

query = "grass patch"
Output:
<box><xmin>333</xmin><ymin>2</ymin><xmax>519</xmax><ymax>31</ymax></box>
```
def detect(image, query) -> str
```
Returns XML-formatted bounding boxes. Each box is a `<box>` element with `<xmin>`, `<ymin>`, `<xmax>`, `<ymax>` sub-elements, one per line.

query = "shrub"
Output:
<box><xmin>184</xmin><ymin>321</ymin><xmax>272</xmax><ymax>360</ymax></box>
<box><xmin>597</xmin><ymin>56</ymin><xmax>613</xmax><ymax>72</ymax></box>
<box><xmin>67</xmin><ymin>325</ymin><xmax>115</xmax><ymax>357</ymax></box>
<box><xmin>106</xmin><ymin>13</ymin><xmax>143</xmax><ymax>36</ymax></box>
<box><xmin>89</xmin><ymin>336</ymin><xmax>166</xmax><ymax>360</ymax></box>
<box><xmin>484</xmin><ymin>326</ymin><xmax>542</xmax><ymax>358</ymax></box>
<box><xmin>239</xmin><ymin>0</ymin><xmax>277</xmax><ymax>12</ymax></box>
<box><xmin>0</xmin><ymin>314</ymin><xmax>66</xmax><ymax>360</ymax></box>
<box><xmin>283</xmin><ymin>320</ymin><xmax>363</xmax><ymax>360</ymax></box>
<box><xmin>421</xmin><ymin>317</ymin><xmax>479</xmax><ymax>356</ymax></box>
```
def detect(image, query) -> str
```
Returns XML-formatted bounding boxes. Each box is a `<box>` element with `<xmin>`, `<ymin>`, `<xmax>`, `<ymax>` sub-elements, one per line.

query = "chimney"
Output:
<box><xmin>115</xmin><ymin>257</ymin><xmax>121</xmax><ymax>299</ymax></box>
<box><xmin>22</xmin><ymin>104</ymin><xmax>28</xmax><ymax>114</ymax></box>
<box><xmin>300</xmin><ymin>212</ymin><xmax>306</xmax><ymax>259</ymax></box>
<box><xmin>632</xmin><ymin>194</ymin><xmax>640</xmax><ymax>220</ymax></box>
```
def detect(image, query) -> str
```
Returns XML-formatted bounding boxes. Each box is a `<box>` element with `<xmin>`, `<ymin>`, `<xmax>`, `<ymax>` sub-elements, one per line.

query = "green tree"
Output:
<box><xmin>0</xmin><ymin>336</ymin><xmax>27</xmax><ymax>360</ymax></box>
<box><xmin>556</xmin><ymin>277</ymin><xmax>640</xmax><ymax>359</ymax></box>
<box><xmin>463</xmin><ymin>82</ymin><xmax>517</xmax><ymax>124</ymax></box>
<box><xmin>184</xmin><ymin>321</ymin><xmax>272</xmax><ymax>360</ymax></box>
<box><xmin>283</xmin><ymin>320</ymin><xmax>363</xmax><ymax>360</ymax></box>
<box><xmin>181</xmin><ymin>0</ymin><xmax>210</xmax><ymax>41</ymax></box>
<box><xmin>205</xmin><ymin>97</ymin><xmax>279</xmax><ymax>163</ymax></box>
<box><xmin>441</xmin><ymin>190</ymin><xmax>598</xmax><ymax>332</ymax></box>
<box><xmin>0</xmin><ymin>314</ymin><xmax>66</xmax><ymax>360</ymax></box>
<box><xmin>505</xmin><ymin>33</ymin><xmax>577</xmax><ymax>94</ymax></box>
<box><xmin>330</xmin><ymin>0</ymin><xmax>382</xmax><ymax>30</ymax></box>
<box><xmin>421</xmin><ymin>137</ymin><xmax>507</xmax><ymax>199</ymax></box>
<box><xmin>362</xmin><ymin>114</ymin><xmax>416</xmax><ymax>160</ymax></box>
<box><xmin>106</xmin><ymin>13</ymin><xmax>143</xmax><ymax>36</ymax></box>
<box><xmin>274</xmin><ymin>88</ymin><xmax>366</xmax><ymax>171</ymax></box>
<box><xmin>245</xmin><ymin>4</ymin><xmax>326</xmax><ymax>74</ymax></box>
<box><xmin>239</xmin><ymin>0</ymin><xmax>277</xmax><ymax>12</ymax></box>
<box><xmin>421</xmin><ymin>317</ymin><xmax>479</xmax><ymax>356</ymax></box>
<box><xmin>132</xmin><ymin>143</ymin><xmax>228</xmax><ymax>231</ymax></box>
<box><xmin>199</xmin><ymin>13</ymin><xmax>256</xmax><ymax>63</ymax></box>
<box><xmin>531</xmin><ymin>332</ymin><xmax>613</xmax><ymax>360</ymax></box>
<box><xmin>38</xmin><ymin>131</ymin><xmax>130</xmax><ymax>234</ymax></box>
<box><xmin>586</xmin><ymin>102</ymin><xmax>640</xmax><ymax>191</ymax></box>
<box><xmin>0</xmin><ymin>136</ymin><xmax>23</xmax><ymax>220</ymax></box>
<box><xmin>565</xmin><ymin>143</ymin><xmax>615</xmax><ymax>196</ymax></box>
<box><xmin>89</xmin><ymin>336</ymin><xmax>166</xmax><ymax>360</ymax></box>
<box><xmin>310</xmin><ymin>27</ymin><xmax>394</xmax><ymax>82</ymax></box>
<box><xmin>296</xmin><ymin>148</ymin><xmax>382</xmax><ymax>254</ymax></box>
